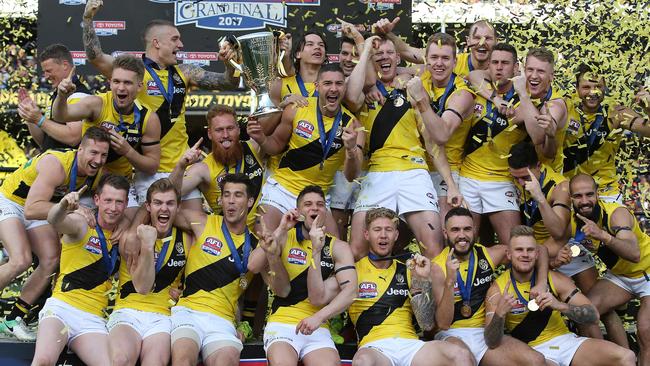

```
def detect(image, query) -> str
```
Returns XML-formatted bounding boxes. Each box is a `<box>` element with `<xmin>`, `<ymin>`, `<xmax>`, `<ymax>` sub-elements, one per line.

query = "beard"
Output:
<box><xmin>212</xmin><ymin>139</ymin><xmax>243</xmax><ymax>166</ymax></box>
<box><xmin>445</xmin><ymin>236</ymin><xmax>474</xmax><ymax>257</ymax></box>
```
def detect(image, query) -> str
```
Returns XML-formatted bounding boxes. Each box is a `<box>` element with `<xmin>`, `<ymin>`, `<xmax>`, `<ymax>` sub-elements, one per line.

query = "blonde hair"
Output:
<box><xmin>365</xmin><ymin>207</ymin><xmax>398</xmax><ymax>228</ymax></box>
<box><xmin>510</xmin><ymin>225</ymin><xmax>535</xmax><ymax>240</ymax></box>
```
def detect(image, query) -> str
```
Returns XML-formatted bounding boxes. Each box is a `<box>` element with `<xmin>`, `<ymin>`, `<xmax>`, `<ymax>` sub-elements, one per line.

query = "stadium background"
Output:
<box><xmin>0</xmin><ymin>0</ymin><xmax>649</xmax><ymax>364</ymax></box>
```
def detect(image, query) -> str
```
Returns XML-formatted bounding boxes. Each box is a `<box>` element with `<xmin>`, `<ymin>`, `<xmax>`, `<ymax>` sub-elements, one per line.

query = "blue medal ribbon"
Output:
<box><xmin>221</xmin><ymin>218</ymin><xmax>251</xmax><ymax>277</ymax></box>
<box><xmin>225</xmin><ymin>160</ymin><xmax>242</xmax><ymax>174</ymax></box>
<box><xmin>367</xmin><ymin>251</ymin><xmax>413</xmax><ymax>262</ymax></box>
<box><xmin>154</xmin><ymin>228</ymin><xmax>173</xmax><ymax>273</ymax></box>
<box><xmin>510</xmin><ymin>268</ymin><xmax>536</xmax><ymax>306</ymax></box>
<box><xmin>68</xmin><ymin>153</ymin><xmax>95</xmax><ymax>193</ymax></box>
<box><xmin>94</xmin><ymin>213</ymin><xmax>120</xmax><ymax>275</ymax></box>
<box><xmin>456</xmin><ymin>248</ymin><xmax>476</xmax><ymax>304</ymax></box>
<box><xmin>316</xmin><ymin>103</ymin><xmax>343</xmax><ymax>169</ymax></box>
<box><xmin>523</xmin><ymin>169</ymin><xmax>546</xmax><ymax>227</ymax></box>
<box><xmin>112</xmin><ymin>99</ymin><xmax>141</xmax><ymax>133</ymax></box>
<box><xmin>434</xmin><ymin>74</ymin><xmax>457</xmax><ymax>116</ymax></box>
<box><xmin>296</xmin><ymin>74</ymin><xmax>318</xmax><ymax>97</ymax></box>
<box><xmin>485</xmin><ymin>86</ymin><xmax>515</xmax><ymax>122</ymax></box>
<box><xmin>143</xmin><ymin>57</ymin><xmax>174</xmax><ymax>104</ymax></box>
<box><xmin>582</xmin><ymin>105</ymin><xmax>605</xmax><ymax>148</ymax></box>
<box><xmin>468</xmin><ymin>56</ymin><xmax>474</xmax><ymax>72</ymax></box>
<box><xmin>540</xmin><ymin>86</ymin><xmax>553</xmax><ymax>106</ymax></box>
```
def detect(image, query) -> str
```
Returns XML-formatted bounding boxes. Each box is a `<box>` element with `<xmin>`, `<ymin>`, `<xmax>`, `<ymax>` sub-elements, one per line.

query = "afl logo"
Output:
<box><xmin>473</xmin><ymin>103</ymin><xmax>484</xmax><ymax>117</ymax></box>
<box><xmin>295</xmin><ymin>120</ymin><xmax>314</xmax><ymax>139</ymax></box>
<box><xmin>146</xmin><ymin>80</ymin><xmax>162</xmax><ymax>96</ymax></box>
<box><xmin>201</xmin><ymin>237</ymin><xmax>223</xmax><ymax>256</ymax></box>
<box><xmin>359</xmin><ymin>282</ymin><xmax>378</xmax><ymax>298</ymax></box>
<box><xmin>84</xmin><ymin>236</ymin><xmax>102</xmax><ymax>255</ymax></box>
<box><xmin>288</xmin><ymin>248</ymin><xmax>307</xmax><ymax>265</ymax></box>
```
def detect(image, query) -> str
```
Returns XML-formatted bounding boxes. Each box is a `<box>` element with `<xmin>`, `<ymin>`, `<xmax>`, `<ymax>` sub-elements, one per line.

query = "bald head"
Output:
<box><xmin>142</xmin><ymin>19</ymin><xmax>176</xmax><ymax>47</ymax></box>
<box><xmin>569</xmin><ymin>173</ymin><xmax>597</xmax><ymax>192</ymax></box>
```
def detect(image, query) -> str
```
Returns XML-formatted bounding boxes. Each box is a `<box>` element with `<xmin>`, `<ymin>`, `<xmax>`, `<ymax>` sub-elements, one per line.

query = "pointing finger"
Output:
<box><xmin>192</xmin><ymin>137</ymin><xmax>204</xmax><ymax>150</ymax></box>
<box><xmin>66</xmin><ymin>66</ymin><xmax>76</xmax><ymax>81</ymax></box>
<box><xmin>77</xmin><ymin>185</ymin><xmax>88</xmax><ymax>195</ymax></box>
<box><xmin>503</xmin><ymin>279</ymin><xmax>511</xmax><ymax>295</ymax></box>
<box><xmin>575</xmin><ymin>213</ymin><xmax>591</xmax><ymax>224</ymax></box>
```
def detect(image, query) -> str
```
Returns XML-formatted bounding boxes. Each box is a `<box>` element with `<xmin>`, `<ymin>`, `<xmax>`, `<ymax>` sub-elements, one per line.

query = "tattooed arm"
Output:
<box><xmin>484</xmin><ymin>280</ymin><xmax>516</xmax><ymax>349</ymax></box>
<box><xmin>179</xmin><ymin>63</ymin><xmax>240</xmax><ymax>91</ymax></box>
<box><xmin>411</xmin><ymin>276</ymin><xmax>435</xmax><ymax>331</ymax></box>
<box><xmin>533</xmin><ymin>271</ymin><xmax>599</xmax><ymax>325</ymax></box>
<box><xmin>82</xmin><ymin>0</ymin><xmax>114</xmax><ymax>78</ymax></box>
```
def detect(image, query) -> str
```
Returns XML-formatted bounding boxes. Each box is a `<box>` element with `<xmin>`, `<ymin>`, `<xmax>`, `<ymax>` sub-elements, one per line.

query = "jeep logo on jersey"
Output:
<box><xmin>174</xmin><ymin>0</ymin><xmax>320</xmax><ymax>31</ymax></box>
<box><xmin>473</xmin><ymin>274</ymin><xmax>494</xmax><ymax>287</ymax></box>
<box><xmin>295</xmin><ymin>120</ymin><xmax>314</xmax><ymax>139</ymax></box>
<box><xmin>288</xmin><ymin>248</ymin><xmax>307</xmax><ymax>265</ymax></box>
<box><xmin>84</xmin><ymin>236</ymin><xmax>103</xmax><ymax>255</ymax></box>
<box><xmin>201</xmin><ymin>237</ymin><xmax>223</xmax><ymax>256</ymax></box>
<box><xmin>385</xmin><ymin>287</ymin><xmax>409</xmax><ymax>296</ymax></box>
<box><xmin>358</xmin><ymin>282</ymin><xmax>378</xmax><ymax>298</ymax></box>
<box><xmin>168</xmin><ymin>258</ymin><xmax>186</xmax><ymax>267</ymax></box>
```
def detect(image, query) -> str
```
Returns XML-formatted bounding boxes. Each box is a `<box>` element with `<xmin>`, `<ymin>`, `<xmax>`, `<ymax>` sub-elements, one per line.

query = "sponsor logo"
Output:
<box><xmin>386</xmin><ymin>287</ymin><xmax>409</xmax><ymax>296</ymax></box>
<box><xmin>84</xmin><ymin>236</ymin><xmax>102</xmax><ymax>255</ymax></box>
<box><xmin>473</xmin><ymin>103</ymin><xmax>484</xmax><ymax>117</ymax></box>
<box><xmin>567</xmin><ymin>119</ymin><xmax>580</xmax><ymax>134</ymax></box>
<box><xmin>359</xmin><ymin>0</ymin><xmax>401</xmax><ymax>10</ymax></box>
<box><xmin>359</xmin><ymin>282</ymin><xmax>378</xmax><ymax>298</ymax></box>
<box><xmin>70</xmin><ymin>51</ymin><xmax>87</xmax><ymax>66</ymax></box>
<box><xmin>177</xmin><ymin>51</ymin><xmax>219</xmax><ymax>67</ymax></box>
<box><xmin>295</xmin><ymin>120</ymin><xmax>314</xmax><ymax>139</ymax></box>
<box><xmin>201</xmin><ymin>237</ymin><xmax>223</xmax><ymax>256</ymax></box>
<box><xmin>505</xmin><ymin>191</ymin><xmax>515</xmax><ymax>198</ymax></box>
<box><xmin>473</xmin><ymin>274</ymin><xmax>493</xmax><ymax>287</ymax></box>
<box><xmin>247</xmin><ymin>167</ymin><xmax>264</xmax><ymax>180</ymax></box>
<box><xmin>510</xmin><ymin>299</ymin><xmax>527</xmax><ymax>315</ymax></box>
<box><xmin>100</xmin><ymin>121</ymin><xmax>117</xmax><ymax>131</ymax></box>
<box><xmin>288</xmin><ymin>248</ymin><xmax>307</xmax><ymax>265</ymax></box>
<box><xmin>59</xmin><ymin>0</ymin><xmax>86</xmax><ymax>5</ymax></box>
<box><xmin>168</xmin><ymin>258</ymin><xmax>186</xmax><ymax>267</ymax></box>
<box><xmin>111</xmin><ymin>51</ymin><xmax>145</xmax><ymax>58</ymax></box>
<box><xmin>321</xmin><ymin>260</ymin><xmax>334</xmax><ymax>269</ymax></box>
<box><xmin>174</xmin><ymin>0</ymin><xmax>320</xmax><ymax>31</ymax></box>
<box><xmin>92</xmin><ymin>21</ymin><xmax>126</xmax><ymax>36</ymax></box>
<box><xmin>426</xmin><ymin>192</ymin><xmax>435</xmax><ymax>199</ymax></box>
<box><xmin>147</xmin><ymin>80</ymin><xmax>163</xmax><ymax>96</ymax></box>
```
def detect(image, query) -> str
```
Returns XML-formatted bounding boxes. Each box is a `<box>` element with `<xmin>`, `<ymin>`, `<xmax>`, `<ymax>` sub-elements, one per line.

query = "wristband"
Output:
<box><xmin>37</xmin><ymin>115</ymin><xmax>46</xmax><ymax>128</ymax></box>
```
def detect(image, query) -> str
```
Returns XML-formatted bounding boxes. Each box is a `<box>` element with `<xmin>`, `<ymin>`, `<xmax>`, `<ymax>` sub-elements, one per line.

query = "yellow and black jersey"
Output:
<box><xmin>349</xmin><ymin>256</ymin><xmax>416</xmax><ymax>347</ymax></box>
<box><xmin>0</xmin><ymin>149</ymin><xmax>99</xmax><ymax>206</ymax></box>
<box><xmin>533</xmin><ymin>88</ymin><xmax>567</xmax><ymax>173</ymax></box>
<box><xmin>453</xmin><ymin>52</ymin><xmax>473</xmax><ymax>79</ymax></box>
<box><xmin>202</xmin><ymin>140</ymin><xmax>264</xmax><ymax>228</ymax></box>
<box><xmin>570</xmin><ymin>201</ymin><xmax>650</xmax><ymax>278</ymax></box>
<box><xmin>461</xmin><ymin>90</ymin><xmax>528</xmax><ymax>182</ymax></box>
<box><xmin>563</xmin><ymin>104</ymin><xmax>623</xmax><ymax>197</ymax></box>
<box><xmin>421</xmin><ymin>71</ymin><xmax>474</xmax><ymax>172</ymax></box>
<box><xmin>177</xmin><ymin>215</ymin><xmax>257</xmax><ymax>322</ymax></box>
<box><xmin>53</xmin><ymin>226</ymin><xmax>117</xmax><ymax>317</ymax></box>
<box><xmin>517</xmin><ymin>166</ymin><xmax>566</xmax><ymax>244</ymax></box>
<box><xmin>139</xmin><ymin>56</ymin><xmax>189</xmax><ymax>173</ymax></box>
<box><xmin>433</xmin><ymin>244</ymin><xmax>496</xmax><ymax>328</ymax></box>
<box><xmin>495</xmin><ymin>270</ymin><xmax>570</xmax><ymax>346</ymax></box>
<box><xmin>272</xmin><ymin>98</ymin><xmax>355</xmax><ymax>195</ymax></box>
<box><xmin>43</xmin><ymin>75</ymin><xmax>90</xmax><ymax>150</ymax></box>
<box><xmin>360</xmin><ymin>81</ymin><xmax>427</xmax><ymax>172</ymax></box>
<box><xmin>83</xmin><ymin>91</ymin><xmax>152</xmax><ymax>177</ymax></box>
<box><xmin>115</xmin><ymin>227</ymin><xmax>188</xmax><ymax>315</ymax></box>
<box><xmin>269</xmin><ymin>226</ymin><xmax>335</xmax><ymax>325</ymax></box>
<box><xmin>281</xmin><ymin>74</ymin><xmax>317</xmax><ymax>99</ymax></box>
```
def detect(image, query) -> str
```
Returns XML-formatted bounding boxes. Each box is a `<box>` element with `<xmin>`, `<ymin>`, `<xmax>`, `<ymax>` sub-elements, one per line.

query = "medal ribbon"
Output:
<box><xmin>316</xmin><ymin>103</ymin><xmax>343</xmax><ymax>168</ymax></box>
<box><xmin>68</xmin><ymin>153</ymin><xmax>95</xmax><ymax>193</ymax></box>
<box><xmin>225</xmin><ymin>160</ymin><xmax>242</xmax><ymax>174</ymax></box>
<box><xmin>485</xmin><ymin>86</ymin><xmax>516</xmax><ymax>122</ymax></box>
<box><xmin>112</xmin><ymin>99</ymin><xmax>141</xmax><ymax>133</ymax></box>
<box><xmin>94</xmin><ymin>212</ymin><xmax>120</xmax><ymax>275</ymax></box>
<box><xmin>143</xmin><ymin>57</ymin><xmax>175</xmax><ymax>104</ymax></box>
<box><xmin>456</xmin><ymin>248</ymin><xmax>477</xmax><ymax>303</ymax></box>
<box><xmin>510</xmin><ymin>268</ymin><xmax>536</xmax><ymax>306</ymax></box>
<box><xmin>375</xmin><ymin>80</ymin><xmax>401</xmax><ymax>101</ymax></box>
<box><xmin>296</xmin><ymin>73</ymin><xmax>318</xmax><ymax>97</ymax></box>
<box><xmin>523</xmin><ymin>169</ymin><xmax>546</xmax><ymax>227</ymax></box>
<box><xmin>368</xmin><ymin>251</ymin><xmax>413</xmax><ymax>262</ymax></box>
<box><xmin>468</xmin><ymin>56</ymin><xmax>474</xmax><ymax>72</ymax></box>
<box><xmin>581</xmin><ymin>105</ymin><xmax>605</xmax><ymax>149</ymax></box>
<box><xmin>221</xmin><ymin>218</ymin><xmax>251</xmax><ymax>276</ymax></box>
<box><xmin>154</xmin><ymin>227</ymin><xmax>173</xmax><ymax>273</ymax></box>
<box><xmin>435</xmin><ymin>74</ymin><xmax>457</xmax><ymax>116</ymax></box>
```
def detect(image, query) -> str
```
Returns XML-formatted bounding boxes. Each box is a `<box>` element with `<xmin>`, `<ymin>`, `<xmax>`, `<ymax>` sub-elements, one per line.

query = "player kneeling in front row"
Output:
<box><xmin>107</xmin><ymin>178</ymin><xmax>189</xmax><ymax>366</ymax></box>
<box><xmin>33</xmin><ymin>174</ymin><xmax>129</xmax><ymax>366</ymax></box>
<box><xmin>349</xmin><ymin>208</ymin><xmax>474</xmax><ymax>366</ymax></box>
<box><xmin>484</xmin><ymin>225</ymin><xmax>635</xmax><ymax>366</ymax></box>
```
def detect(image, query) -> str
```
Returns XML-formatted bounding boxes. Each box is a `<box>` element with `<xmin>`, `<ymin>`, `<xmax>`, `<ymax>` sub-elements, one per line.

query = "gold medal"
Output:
<box><xmin>393</xmin><ymin>96</ymin><xmax>404</xmax><ymax>107</ymax></box>
<box><xmin>461</xmin><ymin>303</ymin><xmax>472</xmax><ymax>318</ymax></box>
<box><xmin>239</xmin><ymin>274</ymin><xmax>248</xmax><ymax>290</ymax></box>
<box><xmin>527</xmin><ymin>299</ymin><xmax>539</xmax><ymax>311</ymax></box>
<box><xmin>570</xmin><ymin>245</ymin><xmax>581</xmax><ymax>257</ymax></box>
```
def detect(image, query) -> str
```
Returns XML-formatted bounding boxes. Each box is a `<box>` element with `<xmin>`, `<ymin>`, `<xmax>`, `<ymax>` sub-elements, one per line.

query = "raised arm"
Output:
<box><xmin>524</xmin><ymin>172</ymin><xmax>570</xmax><ymax>242</ymax></box>
<box><xmin>17</xmin><ymin>92</ymin><xmax>83</xmax><ymax>147</ymax></box>
<box><xmin>484</xmin><ymin>280</ymin><xmax>515</xmax><ymax>349</ymax></box>
<box><xmin>373</xmin><ymin>17</ymin><xmax>424</xmax><ymax>64</ymax></box>
<box><xmin>130</xmin><ymin>224</ymin><xmax>158</xmax><ymax>294</ymax></box>
<box><xmin>24</xmin><ymin>155</ymin><xmax>67</xmax><ymax>220</ymax></box>
<box><xmin>342</xmin><ymin>120</ymin><xmax>363</xmax><ymax>182</ymax></box>
<box><xmin>409</xmin><ymin>254</ymin><xmax>436</xmax><ymax>332</ymax></box>
<box><xmin>82</xmin><ymin>0</ymin><xmax>114</xmax><ymax>78</ymax></box>
<box><xmin>47</xmin><ymin>186</ymin><xmax>89</xmax><ymax>242</ymax></box>
<box><xmin>534</xmin><ymin>272</ymin><xmax>598</xmax><ymax>325</ymax></box>
<box><xmin>247</xmin><ymin>107</ymin><xmax>295</xmax><ymax>156</ymax></box>
<box><xmin>611</xmin><ymin>104</ymin><xmax>650</xmax><ymax>138</ymax></box>
<box><xmin>577</xmin><ymin>209</ymin><xmax>641</xmax><ymax>263</ymax></box>
<box><xmin>344</xmin><ymin>36</ymin><xmax>379</xmax><ymax>112</ymax></box>
<box><xmin>109</xmin><ymin>112</ymin><xmax>161</xmax><ymax>175</ymax></box>
<box><xmin>178</xmin><ymin>45</ymin><xmax>240</xmax><ymax>91</ymax></box>
<box><xmin>432</xmin><ymin>250</ymin><xmax>459</xmax><ymax>330</ymax></box>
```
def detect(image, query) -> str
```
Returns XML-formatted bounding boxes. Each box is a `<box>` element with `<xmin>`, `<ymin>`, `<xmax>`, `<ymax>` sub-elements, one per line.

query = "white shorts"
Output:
<box><xmin>430</xmin><ymin>170</ymin><xmax>459</xmax><ymax>198</ymax></box>
<box><xmin>555</xmin><ymin>247</ymin><xmax>596</xmax><ymax>278</ymax></box>
<box><xmin>329</xmin><ymin>170</ymin><xmax>364</xmax><ymax>210</ymax></box>
<box><xmin>603</xmin><ymin>270</ymin><xmax>650</xmax><ymax>298</ymax></box>
<box><xmin>263</xmin><ymin>322</ymin><xmax>336</xmax><ymax>360</ymax></box>
<box><xmin>361</xmin><ymin>337</ymin><xmax>425</xmax><ymax>366</ymax></box>
<box><xmin>459</xmin><ymin>176</ymin><xmax>519</xmax><ymax>214</ymax></box>
<box><xmin>434</xmin><ymin>327</ymin><xmax>488</xmax><ymax>363</ymax></box>
<box><xmin>134</xmin><ymin>171</ymin><xmax>197</xmax><ymax>205</ymax></box>
<box><xmin>39</xmin><ymin>297</ymin><xmax>107</xmax><ymax>345</ymax></box>
<box><xmin>532</xmin><ymin>333</ymin><xmax>587</xmax><ymax>366</ymax></box>
<box><xmin>259</xmin><ymin>177</ymin><xmax>330</xmax><ymax>214</ymax></box>
<box><xmin>170</xmin><ymin>306</ymin><xmax>242</xmax><ymax>358</ymax></box>
<box><xmin>354</xmin><ymin>170</ymin><xmax>439</xmax><ymax>214</ymax></box>
<box><xmin>0</xmin><ymin>192</ymin><xmax>49</xmax><ymax>230</ymax></box>
<box><xmin>107</xmin><ymin>308</ymin><xmax>171</xmax><ymax>339</ymax></box>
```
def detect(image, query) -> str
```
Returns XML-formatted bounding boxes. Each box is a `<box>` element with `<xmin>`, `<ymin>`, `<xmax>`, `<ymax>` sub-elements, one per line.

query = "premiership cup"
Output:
<box><xmin>235</xmin><ymin>32</ymin><xmax>282</xmax><ymax>117</ymax></box>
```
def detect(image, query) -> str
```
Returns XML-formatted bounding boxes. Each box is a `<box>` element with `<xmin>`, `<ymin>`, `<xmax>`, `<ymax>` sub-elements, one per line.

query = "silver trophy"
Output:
<box><xmin>235</xmin><ymin>32</ymin><xmax>282</xmax><ymax>117</ymax></box>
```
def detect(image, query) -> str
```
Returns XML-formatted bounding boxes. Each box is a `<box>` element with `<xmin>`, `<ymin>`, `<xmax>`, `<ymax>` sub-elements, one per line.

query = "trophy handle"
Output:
<box><xmin>274</xmin><ymin>30</ymin><xmax>289</xmax><ymax>78</ymax></box>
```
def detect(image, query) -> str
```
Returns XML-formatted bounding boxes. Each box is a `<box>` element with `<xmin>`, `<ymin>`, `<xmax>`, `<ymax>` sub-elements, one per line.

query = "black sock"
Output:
<box><xmin>6</xmin><ymin>298</ymin><xmax>31</xmax><ymax>325</ymax></box>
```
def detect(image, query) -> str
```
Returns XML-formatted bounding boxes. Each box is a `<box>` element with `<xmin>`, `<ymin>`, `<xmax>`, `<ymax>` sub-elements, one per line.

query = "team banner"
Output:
<box><xmin>38</xmin><ymin>0</ymin><xmax>412</xmax><ymax>74</ymax></box>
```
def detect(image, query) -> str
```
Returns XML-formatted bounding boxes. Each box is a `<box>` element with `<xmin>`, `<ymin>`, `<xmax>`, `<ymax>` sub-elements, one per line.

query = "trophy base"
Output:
<box><xmin>250</xmin><ymin>106</ymin><xmax>282</xmax><ymax>118</ymax></box>
<box><xmin>250</xmin><ymin>92</ymin><xmax>282</xmax><ymax>117</ymax></box>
